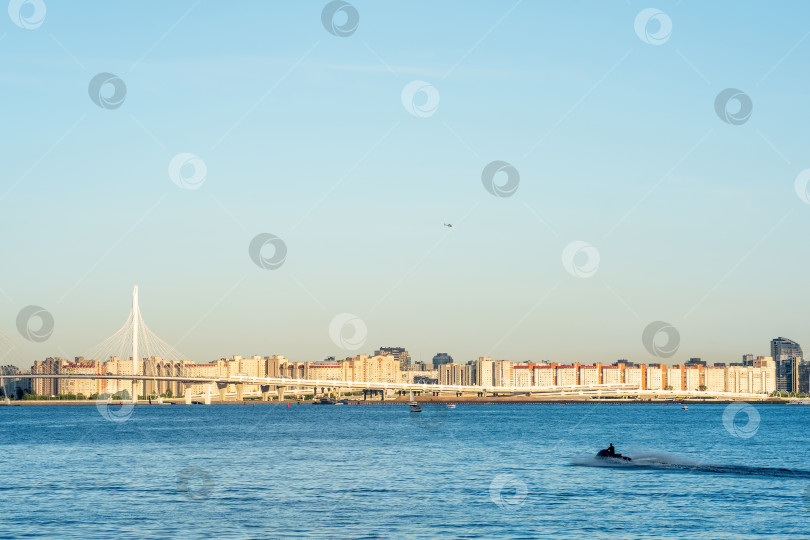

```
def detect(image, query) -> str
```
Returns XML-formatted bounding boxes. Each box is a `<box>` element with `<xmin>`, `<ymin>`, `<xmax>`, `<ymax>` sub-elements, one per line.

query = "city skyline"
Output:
<box><xmin>0</xmin><ymin>297</ymin><xmax>802</xmax><ymax>369</ymax></box>
<box><xmin>3</xmin><ymin>2</ymin><xmax>810</xmax><ymax>366</ymax></box>
<box><xmin>3</xmin><ymin>350</ymin><xmax>783</xmax><ymax>399</ymax></box>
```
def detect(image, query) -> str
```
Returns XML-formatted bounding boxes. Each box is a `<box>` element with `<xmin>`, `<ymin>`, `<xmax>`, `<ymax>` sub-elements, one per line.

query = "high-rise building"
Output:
<box><xmin>741</xmin><ymin>354</ymin><xmax>754</xmax><ymax>366</ymax></box>
<box><xmin>476</xmin><ymin>357</ymin><xmax>494</xmax><ymax>386</ymax></box>
<box><xmin>432</xmin><ymin>353</ymin><xmax>454</xmax><ymax>367</ymax></box>
<box><xmin>799</xmin><ymin>363</ymin><xmax>810</xmax><ymax>394</ymax></box>
<box><xmin>32</xmin><ymin>357</ymin><xmax>60</xmax><ymax>396</ymax></box>
<box><xmin>461</xmin><ymin>363</ymin><xmax>476</xmax><ymax>386</ymax></box>
<box><xmin>534</xmin><ymin>365</ymin><xmax>557</xmax><ymax>387</ymax></box>
<box><xmin>493</xmin><ymin>361</ymin><xmax>514</xmax><ymax>386</ymax></box>
<box><xmin>513</xmin><ymin>365</ymin><xmax>532</xmax><ymax>387</ymax></box>
<box><xmin>771</xmin><ymin>337</ymin><xmax>803</xmax><ymax>359</ymax></box>
<box><xmin>771</xmin><ymin>338</ymin><xmax>803</xmax><ymax>393</ymax></box>
<box><xmin>438</xmin><ymin>363</ymin><xmax>463</xmax><ymax>385</ymax></box>
<box><xmin>375</xmin><ymin>347</ymin><xmax>409</xmax><ymax>368</ymax></box>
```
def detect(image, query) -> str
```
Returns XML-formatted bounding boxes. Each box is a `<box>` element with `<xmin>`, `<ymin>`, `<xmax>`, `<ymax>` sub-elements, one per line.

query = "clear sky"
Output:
<box><xmin>2</xmin><ymin>1</ymin><xmax>809</xmax><ymax>368</ymax></box>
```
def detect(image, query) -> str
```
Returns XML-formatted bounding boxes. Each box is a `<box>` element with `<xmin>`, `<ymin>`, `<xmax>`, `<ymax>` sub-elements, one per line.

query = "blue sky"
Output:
<box><xmin>2</xmin><ymin>1</ymin><xmax>809</xmax><ymax>367</ymax></box>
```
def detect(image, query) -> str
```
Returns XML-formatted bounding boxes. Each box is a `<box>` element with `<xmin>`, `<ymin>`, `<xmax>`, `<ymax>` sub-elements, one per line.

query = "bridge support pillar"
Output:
<box><xmin>204</xmin><ymin>384</ymin><xmax>212</xmax><ymax>405</ymax></box>
<box><xmin>261</xmin><ymin>385</ymin><xmax>271</xmax><ymax>401</ymax></box>
<box><xmin>236</xmin><ymin>384</ymin><xmax>244</xmax><ymax>402</ymax></box>
<box><xmin>276</xmin><ymin>386</ymin><xmax>287</xmax><ymax>402</ymax></box>
<box><xmin>184</xmin><ymin>384</ymin><xmax>192</xmax><ymax>405</ymax></box>
<box><xmin>217</xmin><ymin>382</ymin><xmax>228</xmax><ymax>402</ymax></box>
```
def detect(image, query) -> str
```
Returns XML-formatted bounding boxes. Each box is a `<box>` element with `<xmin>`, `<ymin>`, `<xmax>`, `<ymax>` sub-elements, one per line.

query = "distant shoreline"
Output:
<box><xmin>1</xmin><ymin>397</ymin><xmax>788</xmax><ymax>406</ymax></box>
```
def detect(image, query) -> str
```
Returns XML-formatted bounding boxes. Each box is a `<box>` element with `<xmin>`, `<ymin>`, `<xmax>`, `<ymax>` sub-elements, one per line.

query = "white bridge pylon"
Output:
<box><xmin>131</xmin><ymin>285</ymin><xmax>139</xmax><ymax>382</ymax></box>
<box><xmin>82</xmin><ymin>285</ymin><xmax>192</xmax><ymax>398</ymax></box>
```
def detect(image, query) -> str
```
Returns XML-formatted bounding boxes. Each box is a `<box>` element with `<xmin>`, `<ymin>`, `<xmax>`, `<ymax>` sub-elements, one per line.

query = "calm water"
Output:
<box><xmin>1</xmin><ymin>403</ymin><xmax>809</xmax><ymax>539</ymax></box>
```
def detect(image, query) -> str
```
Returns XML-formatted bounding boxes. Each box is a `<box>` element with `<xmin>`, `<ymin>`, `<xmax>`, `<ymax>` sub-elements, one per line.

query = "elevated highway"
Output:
<box><xmin>7</xmin><ymin>373</ymin><xmax>774</xmax><ymax>403</ymax></box>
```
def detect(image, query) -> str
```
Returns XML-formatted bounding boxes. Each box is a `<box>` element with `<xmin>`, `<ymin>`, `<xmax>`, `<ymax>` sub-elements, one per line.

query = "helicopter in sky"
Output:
<box><xmin>443</xmin><ymin>223</ymin><xmax>453</xmax><ymax>228</ymax></box>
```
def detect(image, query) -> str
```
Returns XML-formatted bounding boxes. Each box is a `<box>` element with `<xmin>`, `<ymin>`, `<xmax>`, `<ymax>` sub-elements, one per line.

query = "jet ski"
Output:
<box><xmin>596</xmin><ymin>447</ymin><xmax>631</xmax><ymax>461</ymax></box>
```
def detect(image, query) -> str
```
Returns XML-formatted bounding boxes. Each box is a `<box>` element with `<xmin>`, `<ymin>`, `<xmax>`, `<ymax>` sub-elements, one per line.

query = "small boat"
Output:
<box><xmin>682</xmin><ymin>405</ymin><xmax>688</xmax><ymax>410</ymax></box>
<box><xmin>787</xmin><ymin>400</ymin><xmax>810</xmax><ymax>405</ymax></box>
<box><xmin>596</xmin><ymin>445</ymin><xmax>631</xmax><ymax>462</ymax></box>
<box><xmin>446</xmin><ymin>404</ymin><xmax>456</xmax><ymax>409</ymax></box>
<box><xmin>407</xmin><ymin>391</ymin><xmax>418</xmax><ymax>406</ymax></box>
<box><xmin>409</xmin><ymin>405</ymin><xmax>422</xmax><ymax>413</ymax></box>
<box><xmin>313</xmin><ymin>397</ymin><xmax>337</xmax><ymax>405</ymax></box>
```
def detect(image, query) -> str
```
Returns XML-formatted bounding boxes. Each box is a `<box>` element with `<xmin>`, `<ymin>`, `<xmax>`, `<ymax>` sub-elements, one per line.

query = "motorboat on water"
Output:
<box><xmin>409</xmin><ymin>404</ymin><xmax>422</xmax><ymax>413</ymax></box>
<box><xmin>682</xmin><ymin>405</ymin><xmax>688</xmax><ymax>410</ymax></box>
<box><xmin>313</xmin><ymin>397</ymin><xmax>337</xmax><ymax>405</ymax></box>
<box><xmin>596</xmin><ymin>445</ymin><xmax>631</xmax><ymax>462</ymax></box>
<box><xmin>446</xmin><ymin>404</ymin><xmax>456</xmax><ymax>409</ymax></box>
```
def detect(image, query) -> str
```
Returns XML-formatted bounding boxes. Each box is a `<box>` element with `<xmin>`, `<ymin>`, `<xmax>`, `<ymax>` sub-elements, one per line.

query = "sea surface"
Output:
<box><xmin>1</xmin><ymin>402</ymin><xmax>809</xmax><ymax>539</ymax></box>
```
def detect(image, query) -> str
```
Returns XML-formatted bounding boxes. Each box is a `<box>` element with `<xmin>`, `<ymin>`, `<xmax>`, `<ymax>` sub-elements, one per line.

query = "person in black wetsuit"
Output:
<box><xmin>608</xmin><ymin>443</ymin><xmax>615</xmax><ymax>456</ymax></box>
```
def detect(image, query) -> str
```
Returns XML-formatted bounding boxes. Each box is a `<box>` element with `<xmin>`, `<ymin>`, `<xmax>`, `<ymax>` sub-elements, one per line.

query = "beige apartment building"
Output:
<box><xmin>556</xmin><ymin>365</ymin><xmax>579</xmax><ymax>386</ymax></box>
<box><xmin>533</xmin><ymin>366</ymin><xmax>556</xmax><ymax>387</ymax></box>
<box><xmin>685</xmin><ymin>367</ymin><xmax>702</xmax><ymax>391</ymax></box>
<box><xmin>26</xmin><ymin>350</ymin><xmax>783</xmax><ymax>399</ymax></box>
<box><xmin>494</xmin><ymin>361</ymin><xmax>514</xmax><ymax>387</ymax></box>
<box><xmin>476</xmin><ymin>357</ymin><xmax>494</xmax><ymax>386</ymax></box>
<box><xmin>438</xmin><ymin>363</ymin><xmax>464</xmax><ymax>385</ymax></box>
<box><xmin>57</xmin><ymin>360</ymin><xmax>100</xmax><ymax>397</ymax></box>
<box><xmin>579</xmin><ymin>364</ymin><xmax>602</xmax><ymax>385</ymax></box>
<box><xmin>704</xmin><ymin>366</ymin><xmax>726</xmax><ymax>392</ymax></box>
<box><xmin>601</xmin><ymin>366</ymin><xmax>622</xmax><ymax>385</ymax></box>
<box><xmin>646</xmin><ymin>366</ymin><xmax>665</xmax><ymax>390</ymax></box>
<box><xmin>513</xmin><ymin>365</ymin><xmax>532</xmax><ymax>387</ymax></box>
<box><xmin>623</xmin><ymin>366</ymin><xmax>645</xmax><ymax>388</ymax></box>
